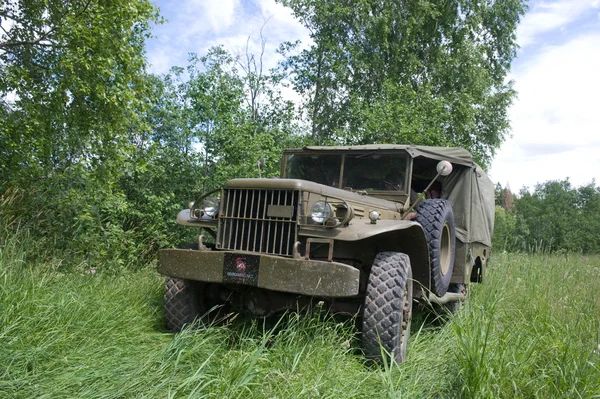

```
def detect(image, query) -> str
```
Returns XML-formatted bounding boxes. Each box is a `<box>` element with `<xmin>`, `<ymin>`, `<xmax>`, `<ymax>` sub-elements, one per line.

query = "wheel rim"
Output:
<box><xmin>440</xmin><ymin>223</ymin><xmax>451</xmax><ymax>276</ymax></box>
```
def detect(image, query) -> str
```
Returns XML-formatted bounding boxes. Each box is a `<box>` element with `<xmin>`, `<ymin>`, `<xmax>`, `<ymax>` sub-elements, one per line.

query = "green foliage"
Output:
<box><xmin>493</xmin><ymin>205</ymin><xmax>517</xmax><ymax>250</ymax></box>
<box><xmin>0</xmin><ymin>0</ymin><xmax>159</xmax><ymax>182</ymax></box>
<box><xmin>0</xmin><ymin>0</ymin><xmax>306</xmax><ymax>269</ymax></box>
<box><xmin>0</xmin><ymin>0</ymin><xmax>533</xmax><ymax>267</ymax></box>
<box><xmin>0</xmin><ymin>0</ymin><xmax>163</xmax><ymax>268</ymax></box>
<box><xmin>185</xmin><ymin>47</ymin><xmax>307</xmax><ymax>189</ymax></box>
<box><xmin>278</xmin><ymin>0</ymin><xmax>526</xmax><ymax>166</ymax></box>
<box><xmin>493</xmin><ymin>180</ymin><xmax>600</xmax><ymax>254</ymax></box>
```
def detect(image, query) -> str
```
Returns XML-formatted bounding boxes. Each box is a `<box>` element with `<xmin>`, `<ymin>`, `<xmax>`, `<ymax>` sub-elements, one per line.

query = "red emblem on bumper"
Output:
<box><xmin>235</xmin><ymin>257</ymin><xmax>247</xmax><ymax>273</ymax></box>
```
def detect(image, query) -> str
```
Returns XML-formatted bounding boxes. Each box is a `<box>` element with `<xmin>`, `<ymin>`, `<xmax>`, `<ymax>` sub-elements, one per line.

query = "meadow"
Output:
<box><xmin>1</xmin><ymin>236</ymin><xmax>599</xmax><ymax>398</ymax></box>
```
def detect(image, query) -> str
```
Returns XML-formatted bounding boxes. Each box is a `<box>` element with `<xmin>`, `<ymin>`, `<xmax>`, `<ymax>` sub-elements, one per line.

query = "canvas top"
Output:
<box><xmin>293</xmin><ymin>144</ymin><xmax>475</xmax><ymax>167</ymax></box>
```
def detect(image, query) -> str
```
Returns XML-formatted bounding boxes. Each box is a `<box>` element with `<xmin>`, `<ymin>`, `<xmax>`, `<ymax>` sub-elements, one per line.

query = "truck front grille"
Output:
<box><xmin>217</xmin><ymin>188</ymin><xmax>299</xmax><ymax>256</ymax></box>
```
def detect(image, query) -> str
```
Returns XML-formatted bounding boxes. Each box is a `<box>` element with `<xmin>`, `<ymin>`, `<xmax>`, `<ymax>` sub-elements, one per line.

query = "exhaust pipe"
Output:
<box><xmin>428</xmin><ymin>291</ymin><xmax>466</xmax><ymax>305</ymax></box>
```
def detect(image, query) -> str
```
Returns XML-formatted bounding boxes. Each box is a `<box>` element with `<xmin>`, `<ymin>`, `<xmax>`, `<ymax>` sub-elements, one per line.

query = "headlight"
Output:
<box><xmin>202</xmin><ymin>200</ymin><xmax>219</xmax><ymax>218</ymax></box>
<box><xmin>311</xmin><ymin>201</ymin><xmax>333</xmax><ymax>223</ymax></box>
<box><xmin>204</xmin><ymin>206</ymin><xmax>217</xmax><ymax>217</ymax></box>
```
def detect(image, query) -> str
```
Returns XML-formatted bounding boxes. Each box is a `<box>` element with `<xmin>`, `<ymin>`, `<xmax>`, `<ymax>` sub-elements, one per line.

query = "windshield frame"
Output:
<box><xmin>281</xmin><ymin>150</ymin><xmax>412</xmax><ymax>194</ymax></box>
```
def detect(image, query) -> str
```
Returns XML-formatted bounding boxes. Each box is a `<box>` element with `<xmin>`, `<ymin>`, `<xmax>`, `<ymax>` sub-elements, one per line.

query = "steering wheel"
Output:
<box><xmin>383</xmin><ymin>180</ymin><xmax>402</xmax><ymax>191</ymax></box>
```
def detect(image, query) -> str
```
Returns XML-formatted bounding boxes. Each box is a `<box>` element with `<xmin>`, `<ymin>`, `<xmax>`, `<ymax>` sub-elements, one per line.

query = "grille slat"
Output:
<box><xmin>218</xmin><ymin>188</ymin><xmax>299</xmax><ymax>256</ymax></box>
<box><xmin>249</xmin><ymin>190</ymin><xmax>256</xmax><ymax>251</ymax></box>
<box><xmin>266</xmin><ymin>205</ymin><xmax>273</xmax><ymax>253</ymax></box>
<box><xmin>253</xmin><ymin>190</ymin><xmax>260</xmax><ymax>252</ymax></box>
<box><xmin>233</xmin><ymin>190</ymin><xmax>241</xmax><ymax>248</ymax></box>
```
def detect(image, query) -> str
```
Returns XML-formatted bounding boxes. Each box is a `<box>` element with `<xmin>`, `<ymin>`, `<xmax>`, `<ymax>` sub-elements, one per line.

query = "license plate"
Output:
<box><xmin>222</xmin><ymin>253</ymin><xmax>260</xmax><ymax>286</ymax></box>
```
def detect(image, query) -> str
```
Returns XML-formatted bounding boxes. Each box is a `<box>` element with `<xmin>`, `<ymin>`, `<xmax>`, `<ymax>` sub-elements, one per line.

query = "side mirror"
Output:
<box><xmin>436</xmin><ymin>160</ymin><xmax>453</xmax><ymax>176</ymax></box>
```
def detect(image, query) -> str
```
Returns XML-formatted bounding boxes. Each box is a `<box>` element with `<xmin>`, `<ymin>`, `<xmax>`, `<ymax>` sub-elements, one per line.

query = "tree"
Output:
<box><xmin>0</xmin><ymin>0</ymin><xmax>159</xmax><ymax>184</ymax></box>
<box><xmin>185</xmin><ymin>47</ymin><xmax>306</xmax><ymax>190</ymax></box>
<box><xmin>576</xmin><ymin>182</ymin><xmax>600</xmax><ymax>253</ymax></box>
<box><xmin>502</xmin><ymin>185</ymin><xmax>514</xmax><ymax>210</ymax></box>
<box><xmin>0</xmin><ymin>0</ymin><xmax>160</xmax><ymax>267</ymax></box>
<box><xmin>278</xmin><ymin>0</ymin><xmax>526</xmax><ymax>166</ymax></box>
<box><xmin>510</xmin><ymin>180</ymin><xmax>600</xmax><ymax>254</ymax></box>
<box><xmin>495</xmin><ymin>182</ymin><xmax>503</xmax><ymax>206</ymax></box>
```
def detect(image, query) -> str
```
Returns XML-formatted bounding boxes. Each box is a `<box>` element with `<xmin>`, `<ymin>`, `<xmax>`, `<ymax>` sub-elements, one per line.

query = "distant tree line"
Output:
<box><xmin>493</xmin><ymin>180</ymin><xmax>600</xmax><ymax>254</ymax></box>
<box><xmin>1</xmin><ymin>0</ymin><xmax>527</xmax><ymax>269</ymax></box>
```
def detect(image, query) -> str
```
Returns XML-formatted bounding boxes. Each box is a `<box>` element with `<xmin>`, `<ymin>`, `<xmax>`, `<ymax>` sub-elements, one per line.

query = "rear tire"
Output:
<box><xmin>416</xmin><ymin>199</ymin><xmax>456</xmax><ymax>297</ymax></box>
<box><xmin>362</xmin><ymin>252</ymin><xmax>413</xmax><ymax>364</ymax></box>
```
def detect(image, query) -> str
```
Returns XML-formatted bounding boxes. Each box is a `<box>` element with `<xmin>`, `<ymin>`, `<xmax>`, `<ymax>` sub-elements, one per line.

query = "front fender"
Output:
<box><xmin>299</xmin><ymin>219</ymin><xmax>420</xmax><ymax>241</ymax></box>
<box><xmin>299</xmin><ymin>220</ymin><xmax>431</xmax><ymax>298</ymax></box>
<box><xmin>176</xmin><ymin>209</ymin><xmax>218</xmax><ymax>228</ymax></box>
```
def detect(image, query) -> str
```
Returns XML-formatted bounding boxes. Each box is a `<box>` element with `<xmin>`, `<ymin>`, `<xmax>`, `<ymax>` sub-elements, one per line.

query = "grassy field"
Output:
<box><xmin>1</xmin><ymin>238</ymin><xmax>599</xmax><ymax>398</ymax></box>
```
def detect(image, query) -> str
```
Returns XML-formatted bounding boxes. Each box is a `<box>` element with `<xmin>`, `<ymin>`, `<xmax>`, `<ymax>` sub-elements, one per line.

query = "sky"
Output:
<box><xmin>146</xmin><ymin>0</ymin><xmax>600</xmax><ymax>192</ymax></box>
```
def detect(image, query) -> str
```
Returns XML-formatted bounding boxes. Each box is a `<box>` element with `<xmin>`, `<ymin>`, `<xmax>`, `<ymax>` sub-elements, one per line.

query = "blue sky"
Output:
<box><xmin>146</xmin><ymin>0</ymin><xmax>600</xmax><ymax>191</ymax></box>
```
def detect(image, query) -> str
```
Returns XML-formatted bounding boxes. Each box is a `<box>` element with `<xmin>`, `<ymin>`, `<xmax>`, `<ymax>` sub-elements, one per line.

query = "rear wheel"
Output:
<box><xmin>362</xmin><ymin>252</ymin><xmax>413</xmax><ymax>364</ymax></box>
<box><xmin>416</xmin><ymin>199</ymin><xmax>456</xmax><ymax>297</ymax></box>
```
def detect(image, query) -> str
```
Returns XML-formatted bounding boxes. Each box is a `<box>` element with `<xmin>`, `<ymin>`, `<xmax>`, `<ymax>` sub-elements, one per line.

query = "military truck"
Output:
<box><xmin>158</xmin><ymin>145</ymin><xmax>495</xmax><ymax>363</ymax></box>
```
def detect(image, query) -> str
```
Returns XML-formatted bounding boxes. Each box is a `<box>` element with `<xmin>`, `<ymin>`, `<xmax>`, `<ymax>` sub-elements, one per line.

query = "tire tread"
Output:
<box><xmin>362</xmin><ymin>252</ymin><xmax>412</xmax><ymax>363</ymax></box>
<box><xmin>416</xmin><ymin>199</ymin><xmax>456</xmax><ymax>297</ymax></box>
<box><xmin>164</xmin><ymin>277</ymin><xmax>201</xmax><ymax>332</ymax></box>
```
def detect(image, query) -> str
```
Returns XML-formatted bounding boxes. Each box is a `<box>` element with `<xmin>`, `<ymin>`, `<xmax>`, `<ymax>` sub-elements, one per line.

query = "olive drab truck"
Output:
<box><xmin>158</xmin><ymin>145</ymin><xmax>495</xmax><ymax>363</ymax></box>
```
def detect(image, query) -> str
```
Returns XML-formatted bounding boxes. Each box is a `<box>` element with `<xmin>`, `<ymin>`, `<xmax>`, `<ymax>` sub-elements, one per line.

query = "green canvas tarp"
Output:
<box><xmin>303</xmin><ymin>145</ymin><xmax>495</xmax><ymax>247</ymax></box>
<box><xmin>440</xmin><ymin>162</ymin><xmax>495</xmax><ymax>247</ymax></box>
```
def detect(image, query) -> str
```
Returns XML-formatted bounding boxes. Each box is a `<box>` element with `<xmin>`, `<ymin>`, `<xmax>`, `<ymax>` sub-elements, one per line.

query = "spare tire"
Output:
<box><xmin>416</xmin><ymin>199</ymin><xmax>456</xmax><ymax>297</ymax></box>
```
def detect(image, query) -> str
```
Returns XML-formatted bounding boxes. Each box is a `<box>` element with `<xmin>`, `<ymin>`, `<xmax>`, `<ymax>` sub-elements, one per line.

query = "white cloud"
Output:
<box><xmin>146</xmin><ymin>47</ymin><xmax>174</xmax><ymax>75</ymax></box>
<box><xmin>147</xmin><ymin>0</ymin><xmax>310</xmax><ymax>75</ymax></box>
<box><xmin>517</xmin><ymin>0</ymin><xmax>596</xmax><ymax>47</ymax></box>
<box><xmin>193</xmin><ymin>0</ymin><xmax>240</xmax><ymax>34</ymax></box>
<box><xmin>489</xmin><ymin>32</ymin><xmax>600</xmax><ymax>190</ymax></box>
<box><xmin>0</xmin><ymin>15</ymin><xmax>14</xmax><ymax>32</ymax></box>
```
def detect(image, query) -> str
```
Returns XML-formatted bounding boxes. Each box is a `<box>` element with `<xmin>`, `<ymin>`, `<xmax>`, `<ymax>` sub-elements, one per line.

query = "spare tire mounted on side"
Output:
<box><xmin>416</xmin><ymin>199</ymin><xmax>456</xmax><ymax>297</ymax></box>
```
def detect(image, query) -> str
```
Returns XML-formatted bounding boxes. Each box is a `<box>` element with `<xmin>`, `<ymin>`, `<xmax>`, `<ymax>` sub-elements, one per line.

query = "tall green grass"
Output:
<box><xmin>453</xmin><ymin>253</ymin><xmax>600</xmax><ymax>399</ymax></box>
<box><xmin>1</xmin><ymin>232</ymin><xmax>599</xmax><ymax>398</ymax></box>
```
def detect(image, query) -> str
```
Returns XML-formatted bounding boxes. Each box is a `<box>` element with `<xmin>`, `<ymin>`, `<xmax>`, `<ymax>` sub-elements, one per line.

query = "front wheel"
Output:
<box><xmin>362</xmin><ymin>252</ymin><xmax>413</xmax><ymax>364</ymax></box>
<box><xmin>164</xmin><ymin>277</ymin><xmax>205</xmax><ymax>332</ymax></box>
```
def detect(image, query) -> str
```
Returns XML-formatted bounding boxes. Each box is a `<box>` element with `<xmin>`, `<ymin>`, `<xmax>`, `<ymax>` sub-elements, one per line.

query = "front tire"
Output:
<box><xmin>416</xmin><ymin>199</ymin><xmax>456</xmax><ymax>297</ymax></box>
<box><xmin>164</xmin><ymin>277</ymin><xmax>204</xmax><ymax>332</ymax></box>
<box><xmin>362</xmin><ymin>252</ymin><xmax>413</xmax><ymax>364</ymax></box>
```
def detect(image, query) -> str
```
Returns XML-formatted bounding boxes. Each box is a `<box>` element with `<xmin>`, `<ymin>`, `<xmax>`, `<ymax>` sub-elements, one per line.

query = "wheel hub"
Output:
<box><xmin>440</xmin><ymin>223</ymin><xmax>452</xmax><ymax>276</ymax></box>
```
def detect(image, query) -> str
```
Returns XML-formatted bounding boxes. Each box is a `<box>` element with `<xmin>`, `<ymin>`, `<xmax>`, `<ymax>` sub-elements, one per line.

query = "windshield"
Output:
<box><xmin>284</xmin><ymin>152</ymin><xmax>409</xmax><ymax>192</ymax></box>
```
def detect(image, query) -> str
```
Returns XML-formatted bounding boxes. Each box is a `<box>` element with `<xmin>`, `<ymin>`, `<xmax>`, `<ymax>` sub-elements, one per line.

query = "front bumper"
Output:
<box><xmin>158</xmin><ymin>249</ymin><xmax>360</xmax><ymax>297</ymax></box>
